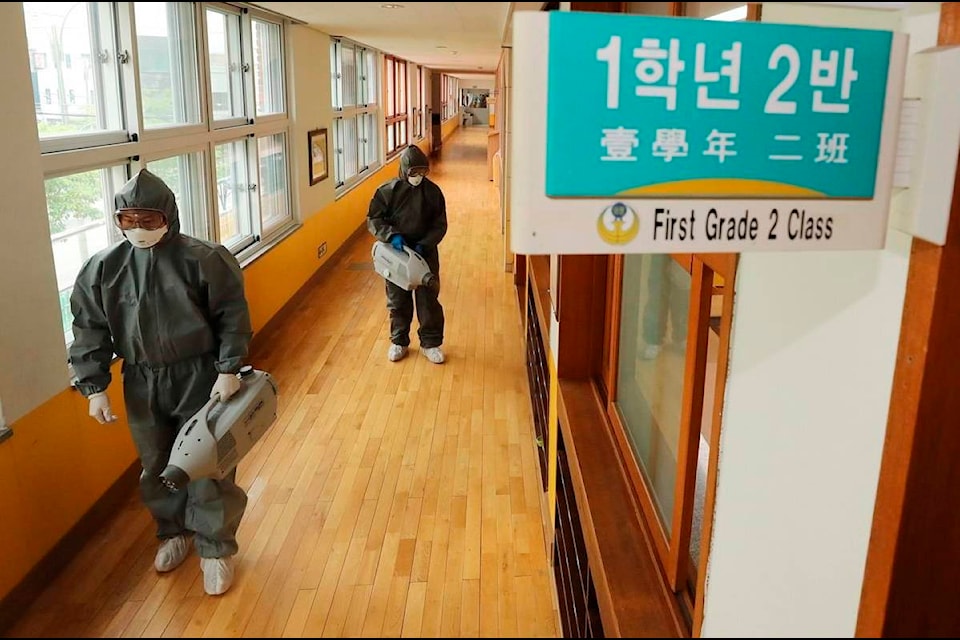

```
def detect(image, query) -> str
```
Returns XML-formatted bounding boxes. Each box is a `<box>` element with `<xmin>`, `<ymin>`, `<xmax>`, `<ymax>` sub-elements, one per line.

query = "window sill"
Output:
<box><xmin>557</xmin><ymin>379</ymin><xmax>686</xmax><ymax>638</ymax></box>
<box><xmin>237</xmin><ymin>222</ymin><xmax>302</xmax><ymax>270</ymax></box>
<box><xmin>335</xmin><ymin>160</ymin><xmax>392</xmax><ymax>201</ymax></box>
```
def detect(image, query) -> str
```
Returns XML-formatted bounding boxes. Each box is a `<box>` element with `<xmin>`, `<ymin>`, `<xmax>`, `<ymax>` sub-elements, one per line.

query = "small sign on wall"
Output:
<box><xmin>510</xmin><ymin>11</ymin><xmax>908</xmax><ymax>254</ymax></box>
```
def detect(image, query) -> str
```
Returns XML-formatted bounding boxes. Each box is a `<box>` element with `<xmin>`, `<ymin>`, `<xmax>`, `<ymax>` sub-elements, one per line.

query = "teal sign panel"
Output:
<box><xmin>545</xmin><ymin>12</ymin><xmax>893</xmax><ymax>199</ymax></box>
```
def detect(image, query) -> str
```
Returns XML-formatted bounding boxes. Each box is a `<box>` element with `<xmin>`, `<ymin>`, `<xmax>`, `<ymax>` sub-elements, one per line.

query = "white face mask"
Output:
<box><xmin>407</xmin><ymin>175</ymin><xmax>424</xmax><ymax>187</ymax></box>
<box><xmin>124</xmin><ymin>226</ymin><xmax>168</xmax><ymax>249</ymax></box>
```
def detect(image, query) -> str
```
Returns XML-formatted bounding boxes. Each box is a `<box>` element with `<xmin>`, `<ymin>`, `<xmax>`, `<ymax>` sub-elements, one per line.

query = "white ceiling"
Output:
<box><xmin>253</xmin><ymin>2</ymin><xmax>911</xmax><ymax>79</ymax></box>
<box><xmin>252</xmin><ymin>2</ymin><xmax>534</xmax><ymax>77</ymax></box>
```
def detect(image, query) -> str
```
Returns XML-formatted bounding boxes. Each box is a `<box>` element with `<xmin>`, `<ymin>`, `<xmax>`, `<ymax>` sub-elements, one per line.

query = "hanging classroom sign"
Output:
<box><xmin>510</xmin><ymin>11</ymin><xmax>908</xmax><ymax>254</ymax></box>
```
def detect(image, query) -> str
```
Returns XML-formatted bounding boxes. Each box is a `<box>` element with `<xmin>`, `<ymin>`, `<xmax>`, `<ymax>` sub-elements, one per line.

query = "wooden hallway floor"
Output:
<box><xmin>5</xmin><ymin>127</ymin><xmax>560</xmax><ymax>638</ymax></box>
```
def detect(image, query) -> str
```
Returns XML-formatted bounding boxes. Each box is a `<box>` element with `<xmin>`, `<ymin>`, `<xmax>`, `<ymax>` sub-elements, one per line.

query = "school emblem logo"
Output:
<box><xmin>597</xmin><ymin>202</ymin><xmax>639</xmax><ymax>245</ymax></box>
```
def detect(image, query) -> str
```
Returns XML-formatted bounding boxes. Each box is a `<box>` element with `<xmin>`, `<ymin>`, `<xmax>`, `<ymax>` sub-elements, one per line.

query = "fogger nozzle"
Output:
<box><xmin>159</xmin><ymin>465</ymin><xmax>190</xmax><ymax>492</ymax></box>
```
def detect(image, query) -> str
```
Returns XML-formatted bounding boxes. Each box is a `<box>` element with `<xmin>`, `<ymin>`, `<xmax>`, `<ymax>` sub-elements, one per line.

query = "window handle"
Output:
<box><xmin>117</xmin><ymin>50</ymin><xmax>130</xmax><ymax>64</ymax></box>
<box><xmin>242</xmin><ymin>62</ymin><xmax>251</xmax><ymax>73</ymax></box>
<box><xmin>247</xmin><ymin>183</ymin><xmax>258</xmax><ymax>192</ymax></box>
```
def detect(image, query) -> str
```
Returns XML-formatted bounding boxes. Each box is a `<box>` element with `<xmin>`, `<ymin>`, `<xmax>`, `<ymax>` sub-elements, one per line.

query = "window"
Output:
<box><xmin>331</xmin><ymin>37</ymin><xmax>381</xmax><ymax>191</ymax></box>
<box><xmin>441</xmin><ymin>74</ymin><xmax>460</xmax><ymax>121</ymax></box>
<box><xmin>252</xmin><ymin>19</ymin><xmax>285</xmax><ymax>116</ymax></box>
<box><xmin>420</xmin><ymin>67</ymin><xmax>428</xmax><ymax>137</ymax></box>
<box><xmin>135</xmin><ymin>2</ymin><xmax>201</xmax><ymax>129</ymax></box>
<box><xmin>441</xmin><ymin>74</ymin><xmax>448</xmax><ymax>121</ymax></box>
<box><xmin>604</xmin><ymin>253</ymin><xmax>737</xmax><ymax>627</ymax></box>
<box><xmin>215</xmin><ymin>139</ymin><xmax>253</xmax><ymax>248</ymax></box>
<box><xmin>145</xmin><ymin>151</ymin><xmax>208</xmax><ymax>237</ymax></box>
<box><xmin>26</xmin><ymin>2</ymin><xmax>296</xmax><ymax>351</ymax></box>
<box><xmin>257</xmin><ymin>132</ymin><xmax>291</xmax><ymax>233</ymax></box>
<box><xmin>412</xmin><ymin>65</ymin><xmax>424</xmax><ymax>140</ymax></box>
<box><xmin>615</xmin><ymin>255</ymin><xmax>691</xmax><ymax>530</ymax></box>
<box><xmin>24</xmin><ymin>2</ymin><xmax>126</xmax><ymax>150</ymax></box>
<box><xmin>384</xmin><ymin>55</ymin><xmax>408</xmax><ymax>157</ymax></box>
<box><xmin>205</xmin><ymin>6</ymin><xmax>245</xmax><ymax>124</ymax></box>
<box><xmin>44</xmin><ymin>166</ymin><xmax>127</xmax><ymax>344</ymax></box>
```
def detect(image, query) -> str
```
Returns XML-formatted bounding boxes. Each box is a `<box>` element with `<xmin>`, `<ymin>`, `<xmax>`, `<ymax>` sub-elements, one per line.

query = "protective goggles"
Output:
<box><xmin>115</xmin><ymin>208</ymin><xmax>168</xmax><ymax>231</ymax></box>
<box><xmin>408</xmin><ymin>167</ymin><xmax>429</xmax><ymax>178</ymax></box>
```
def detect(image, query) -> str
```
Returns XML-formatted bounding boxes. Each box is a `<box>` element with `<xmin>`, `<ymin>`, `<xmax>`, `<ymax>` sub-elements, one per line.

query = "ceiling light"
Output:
<box><xmin>381</xmin><ymin>3</ymin><xmax>404</xmax><ymax>8</ymax></box>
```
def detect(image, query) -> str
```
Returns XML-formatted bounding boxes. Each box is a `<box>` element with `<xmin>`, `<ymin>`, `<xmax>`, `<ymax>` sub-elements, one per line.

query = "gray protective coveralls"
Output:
<box><xmin>69</xmin><ymin>170</ymin><xmax>252</xmax><ymax>559</ymax></box>
<box><xmin>366</xmin><ymin>146</ymin><xmax>448</xmax><ymax>348</ymax></box>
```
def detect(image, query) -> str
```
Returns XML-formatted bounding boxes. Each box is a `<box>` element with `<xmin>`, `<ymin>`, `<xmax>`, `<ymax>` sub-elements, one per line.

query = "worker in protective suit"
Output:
<box><xmin>367</xmin><ymin>145</ymin><xmax>448</xmax><ymax>364</ymax></box>
<box><xmin>69</xmin><ymin>169</ymin><xmax>253</xmax><ymax>596</ymax></box>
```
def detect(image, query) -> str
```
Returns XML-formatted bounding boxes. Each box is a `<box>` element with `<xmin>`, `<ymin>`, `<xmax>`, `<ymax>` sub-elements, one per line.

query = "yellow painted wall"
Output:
<box><xmin>0</xmin><ymin>365</ymin><xmax>133</xmax><ymax>602</ymax></box>
<box><xmin>441</xmin><ymin>115</ymin><xmax>461</xmax><ymax>142</ymax></box>
<box><xmin>0</xmin><ymin>139</ymin><xmax>429</xmax><ymax>605</ymax></box>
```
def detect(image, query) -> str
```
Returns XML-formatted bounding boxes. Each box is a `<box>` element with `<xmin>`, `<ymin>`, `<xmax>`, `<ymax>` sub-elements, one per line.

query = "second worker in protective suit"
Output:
<box><xmin>69</xmin><ymin>169</ymin><xmax>253</xmax><ymax>596</ymax></box>
<box><xmin>367</xmin><ymin>145</ymin><xmax>448</xmax><ymax>364</ymax></box>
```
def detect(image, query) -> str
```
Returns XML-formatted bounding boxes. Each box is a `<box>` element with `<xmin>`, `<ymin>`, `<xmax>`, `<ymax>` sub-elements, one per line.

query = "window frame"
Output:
<box><xmin>440</xmin><ymin>73</ymin><xmax>460</xmax><ymax>121</ymax></box>
<box><xmin>203</xmin><ymin>3</ymin><xmax>248</xmax><ymax>130</ymax></box>
<box><xmin>330</xmin><ymin>36</ymin><xmax>382</xmax><ymax>194</ymax></box>
<box><xmin>29</xmin><ymin>1</ymin><xmax>298</xmax><ymax>352</ymax></box>
<box><xmin>133</xmin><ymin>1</ymin><xmax>208</xmax><ymax>141</ymax></box>
<box><xmin>411</xmin><ymin>63</ymin><xmax>423</xmax><ymax>140</ymax></box>
<box><xmin>420</xmin><ymin>66</ymin><xmax>428</xmax><ymax>139</ymax></box>
<box><xmin>383</xmin><ymin>54</ymin><xmax>408</xmax><ymax>158</ymax></box>
<box><xmin>33</xmin><ymin>2</ymin><xmax>131</xmax><ymax>154</ymax></box>
<box><xmin>602</xmin><ymin>253</ymin><xmax>738</xmax><ymax>629</ymax></box>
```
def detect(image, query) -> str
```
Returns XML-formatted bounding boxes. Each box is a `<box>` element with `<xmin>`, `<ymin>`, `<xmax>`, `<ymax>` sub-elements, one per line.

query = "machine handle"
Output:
<box><xmin>196</xmin><ymin>395</ymin><xmax>222</xmax><ymax>427</ymax></box>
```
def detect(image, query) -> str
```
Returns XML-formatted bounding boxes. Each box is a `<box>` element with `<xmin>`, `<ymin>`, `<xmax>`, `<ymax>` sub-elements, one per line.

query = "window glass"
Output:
<box><xmin>615</xmin><ymin>254</ymin><xmax>692</xmax><ymax>533</ymax></box>
<box><xmin>215</xmin><ymin>140</ymin><xmax>251</xmax><ymax>248</ymax></box>
<box><xmin>146</xmin><ymin>152</ymin><xmax>206</xmax><ymax>238</ymax></box>
<box><xmin>45</xmin><ymin>167</ymin><xmax>125</xmax><ymax>343</ymax></box>
<box><xmin>257</xmin><ymin>133</ymin><xmax>290</xmax><ymax>230</ymax></box>
<box><xmin>252</xmin><ymin>19</ymin><xmax>284</xmax><ymax>116</ymax></box>
<box><xmin>135</xmin><ymin>2</ymin><xmax>201</xmax><ymax>129</ymax></box>
<box><xmin>206</xmin><ymin>8</ymin><xmax>244</xmax><ymax>121</ymax></box>
<box><xmin>24</xmin><ymin>2</ymin><xmax>124</xmax><ymax>138</ymax></box>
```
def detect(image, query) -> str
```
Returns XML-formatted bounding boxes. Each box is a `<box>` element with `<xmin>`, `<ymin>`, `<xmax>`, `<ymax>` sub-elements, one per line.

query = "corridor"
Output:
<box><xmin>5</xmin><ymin>128</ymin><xmax>559</xmax><ymax>638</ymax></box>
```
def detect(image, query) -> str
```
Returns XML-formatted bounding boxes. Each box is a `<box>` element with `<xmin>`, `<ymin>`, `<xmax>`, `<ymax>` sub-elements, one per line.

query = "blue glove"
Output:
<box><xmin>390</xmin><ymin>234</ymin><xmax>404</xmax><ymax>251</ymax></box>
<box><xmin>414</xmin><ymin>244</ymin><xmax>425</xmax><ymax>255</ymax></box>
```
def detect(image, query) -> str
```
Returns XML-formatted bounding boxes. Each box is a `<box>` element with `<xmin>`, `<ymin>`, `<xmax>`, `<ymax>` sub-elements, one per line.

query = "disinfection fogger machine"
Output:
<box><xmin>371</xmin><ymin>240</ymin><xmax>439</xmax><ymax>293</ymax></box>
<box><xmin>160</xmin><ymin>366</ymin><xmax>279</xmax><ymax>492</ymax></box>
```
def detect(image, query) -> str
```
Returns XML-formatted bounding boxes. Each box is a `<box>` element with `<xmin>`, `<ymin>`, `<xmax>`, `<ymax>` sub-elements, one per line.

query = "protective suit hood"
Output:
<box><xmin>399</xmin><ymin>146</ymin><xmax>430</xmax><ymax>179</ymax></box>
<box><xmin>114</xmin><ymin>169</ymin><xmax>181</xmax><ymax>239</ymax></box>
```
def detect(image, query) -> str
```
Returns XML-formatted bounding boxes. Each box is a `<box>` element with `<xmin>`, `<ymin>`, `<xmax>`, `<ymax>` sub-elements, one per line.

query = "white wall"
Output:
<box><xmin>289</xmin><ymin>25</ymin><xmax>335</xmax><ymax>220</ymax></box>
<box><xmin>0</xmin><ymin>4</ymin><xmax>74</xmax><ymax>424</ymax></box>
<box><xmin>701</xmin><ymin>3</ymin><xmax>941</xmax><ymax>637</ymax></box>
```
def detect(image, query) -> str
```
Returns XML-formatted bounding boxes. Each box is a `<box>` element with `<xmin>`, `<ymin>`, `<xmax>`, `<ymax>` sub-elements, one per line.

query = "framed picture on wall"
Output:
<box><xmin>308</xmin><ymin>128</ymin><xmax>329</xmax><ymax>186</ymax></box>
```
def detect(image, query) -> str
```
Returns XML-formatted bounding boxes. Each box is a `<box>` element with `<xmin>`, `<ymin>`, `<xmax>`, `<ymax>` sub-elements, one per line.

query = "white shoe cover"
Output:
<box><xmin>421</xmin><ymin>346</ymin><xmax>445</xmax><ymax>364</ymax></box>
<box><xmin>201</xmin><ymin>556</ymin><xmax>235</xmax><ymax>595</ymax></box>
<box><xmin>388</xmin><ymin>344</ymin><xmax>408</xmax><ymax>362</ymax></box>
<box><xmin>154</xmin><ymin>535</ymin><xmax>190</xmax><ymax>573</ymax></box>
